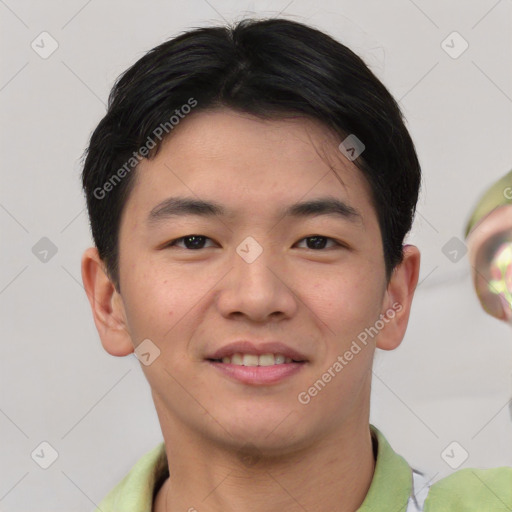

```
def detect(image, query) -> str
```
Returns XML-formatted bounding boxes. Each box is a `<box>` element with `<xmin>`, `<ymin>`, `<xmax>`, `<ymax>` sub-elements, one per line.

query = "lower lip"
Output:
<box><xmin>208</xmin><ymin>361</ymin><xmax>306</xmax><ymax>385</ymax></box>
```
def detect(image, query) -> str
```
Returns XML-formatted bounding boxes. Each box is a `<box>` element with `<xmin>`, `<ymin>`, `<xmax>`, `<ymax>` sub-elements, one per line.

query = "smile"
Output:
<box><xmin>209</xmin><ymin>353</ymin><xmax>302</xmax><ymax>366</ymax></box>
<box><xmin>207</xmin><ymin>356</ymin><xmax>306</xmax><ymax>385</ymax></box>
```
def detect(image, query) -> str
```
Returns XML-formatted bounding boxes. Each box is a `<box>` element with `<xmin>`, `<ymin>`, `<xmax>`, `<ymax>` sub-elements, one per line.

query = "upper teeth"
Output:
<box><xmin>220</xmin><ymin>353</ymin><xmax>294</xmax><ymax>366</ymax></box>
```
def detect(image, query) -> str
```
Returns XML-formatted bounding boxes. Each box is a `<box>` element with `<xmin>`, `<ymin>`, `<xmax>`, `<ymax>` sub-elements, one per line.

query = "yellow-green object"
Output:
<box><xmin>489</xmin><ymin>242</ymin><xmax>512</xmax><ymax>315</ymax></box>
<box><xmin>92</xmin><ymin>424</ymin><xmax>512</xmax><ymax>511</ymax></box>
<box><xmin>465</xmin><ymin>169</ymin><xmax>512</xmax><ymax>237</ymax></box>
<box><xmin>465</xmin><ymin>169</ymin><xmax>512</xmax><ymax>322</ymax></box>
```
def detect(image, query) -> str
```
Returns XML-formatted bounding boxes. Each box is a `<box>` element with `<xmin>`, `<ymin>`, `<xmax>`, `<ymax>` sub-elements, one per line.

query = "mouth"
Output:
<box><xmin>206</xmin><ymin>341</ymin><xmax>308</xmax><ymax>364</ymax></box>
<box><xmin>206</xmin><ymin>341</ymin><xmax>308</xmax><ymax>385</ymax></box>
<box><xmin>207</xmin><ymin>353</ymin><xmax>305</xmax><ymax>366</ymax></box>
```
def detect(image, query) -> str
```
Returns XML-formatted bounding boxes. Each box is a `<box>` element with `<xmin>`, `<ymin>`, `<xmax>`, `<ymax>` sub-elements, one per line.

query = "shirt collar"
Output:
<box><xmin>98</xmin><ymin>424</ymin><xmax>413</xmax><ymax>512</ymax></box>
<box><xmin>357</xmin><ymin>424</ymin><xmax>413</xmax><ymax>511</ymax></box>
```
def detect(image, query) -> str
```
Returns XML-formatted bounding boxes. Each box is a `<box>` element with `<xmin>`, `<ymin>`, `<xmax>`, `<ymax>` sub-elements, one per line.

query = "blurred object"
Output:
<box><xmin>465</xmin><ymin>169</ymin><xmax>512</xmax><ymax>325</ymax></box>
<box><xmin>488</xmin><ymin>242</ymin><xmax>512</xmax><ymax>322</ymax></box>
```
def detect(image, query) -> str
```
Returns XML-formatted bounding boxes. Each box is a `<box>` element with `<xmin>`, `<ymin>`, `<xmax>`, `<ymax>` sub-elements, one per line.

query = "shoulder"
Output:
<box><xmin>94</xmin><ymin>441</ymin><xmax>168</xmax><ymax>512</ymax></box>
<box><xmin>424</xmin><ymin>466</ymin><xmax>512</xmax><ymax>511</ymax></box>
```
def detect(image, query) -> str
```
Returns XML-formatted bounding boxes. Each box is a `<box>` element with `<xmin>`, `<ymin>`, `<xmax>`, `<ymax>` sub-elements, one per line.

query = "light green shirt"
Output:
<box><xmin>94</xmin><ymin>424</ymin><xmax>512</xmax><ymax>511</ymax></box>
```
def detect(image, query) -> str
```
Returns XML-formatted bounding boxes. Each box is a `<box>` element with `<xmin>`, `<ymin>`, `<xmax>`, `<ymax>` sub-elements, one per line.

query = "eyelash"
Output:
<box><xmin>164</xmin><ymin>235</ymin><xmax>347</xmax><ymax>251</ymax></box>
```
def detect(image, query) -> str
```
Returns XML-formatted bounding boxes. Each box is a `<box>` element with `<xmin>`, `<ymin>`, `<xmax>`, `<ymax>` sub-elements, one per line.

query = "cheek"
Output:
<box><xmin>306</xmin><ymin>266</ymin><xmax>383</xmax><ymax>338</ymax></box>
<box><xmin>119</xmin><ymin>261</ymin><xmax>183</xmax><ymax>341</ymax></box>
<box><xmin>120</xmin><ymin>257</ymin><xmax>221</xmax><ymax>349</ymax></box>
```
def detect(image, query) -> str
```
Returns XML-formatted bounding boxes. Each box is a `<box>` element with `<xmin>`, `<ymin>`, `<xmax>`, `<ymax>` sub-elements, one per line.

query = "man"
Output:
<box><xmin>80</xmin><ymin>17</ymin><xmax>512</xmax><ymax>511</ymax></box>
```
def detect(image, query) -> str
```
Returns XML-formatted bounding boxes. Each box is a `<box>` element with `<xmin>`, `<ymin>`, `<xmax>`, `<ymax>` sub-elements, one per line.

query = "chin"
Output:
<box><xmin>215</xmin><ymin>411</ymin><xmax>312</xmax><ymax>453</ymax></box>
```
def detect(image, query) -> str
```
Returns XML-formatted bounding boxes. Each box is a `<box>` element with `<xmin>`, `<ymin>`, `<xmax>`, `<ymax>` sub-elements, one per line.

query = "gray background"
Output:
<box><xmin>1</xmin><ymin>0</ymin><xmax>511</xmax><ymax>510</ymax></box>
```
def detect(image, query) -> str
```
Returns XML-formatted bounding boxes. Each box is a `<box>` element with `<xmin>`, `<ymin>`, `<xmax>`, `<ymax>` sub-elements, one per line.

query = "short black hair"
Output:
<box><xmin>81</xmin><ymin>17</ymin><xmax>421</xmax><ymax>291</ymax></box>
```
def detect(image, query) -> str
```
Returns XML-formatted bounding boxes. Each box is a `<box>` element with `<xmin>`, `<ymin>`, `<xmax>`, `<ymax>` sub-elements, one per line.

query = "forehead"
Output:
<box><xmin>157</xmin><ymin>109</ymin><xmax>348</xmax><ymax>171</ymax></box>
<box><xmin>126</xmin><ymin>109</ymin><xmax>376</xmax><ymax>226</ymax></box>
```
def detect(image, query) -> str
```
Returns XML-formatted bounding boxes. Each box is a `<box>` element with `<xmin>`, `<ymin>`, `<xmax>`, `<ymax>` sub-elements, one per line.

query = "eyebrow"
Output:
<box><xmin>147</xmin><ymin>195</ymin><xmax>363</xmax><ymax>226</ymax></box>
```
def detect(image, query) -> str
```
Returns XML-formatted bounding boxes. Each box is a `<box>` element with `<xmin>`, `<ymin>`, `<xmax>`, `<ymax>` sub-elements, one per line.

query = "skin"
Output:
<box><xmin>82</xmin><ymin>109</ymin><xmax>420</xmax><ymax>512</ymax></box>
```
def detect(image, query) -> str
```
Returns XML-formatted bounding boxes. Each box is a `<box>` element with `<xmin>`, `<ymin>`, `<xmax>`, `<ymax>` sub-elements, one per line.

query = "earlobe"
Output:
<box><xmin>81</xmin><ymin>247</ymin><xmax>134</xmax><ymax>357</ymax></box>
<box><xmin>376</xmin><ymin>244</ymin><xmax>421</xmax><ymax>351</ymax></box>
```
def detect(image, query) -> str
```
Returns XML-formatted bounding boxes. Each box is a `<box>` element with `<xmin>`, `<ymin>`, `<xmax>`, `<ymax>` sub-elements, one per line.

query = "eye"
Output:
<box><xmin>164</xmin><ymin>235</ymin><xmax>216</xmax><ymax>250</ymax></box>
<box><xmin>295</xmin><ymin>236</ymin><xmax>345</xmax><ymax>250</ymax></box>
<box><xmin>163</xmin><ymin>234</ymin><xmax>347</xmax><ymax>251</ymax></box>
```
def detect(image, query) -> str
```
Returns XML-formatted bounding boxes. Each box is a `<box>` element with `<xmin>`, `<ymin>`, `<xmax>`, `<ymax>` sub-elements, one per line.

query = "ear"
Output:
<box><xmin>81</xmin><ymin>247</ymin><xmax>134</xmax><ymax>357</ymax></box>
<box><xmin>376</xmin><ymin>244</ymin><xmax>421</xmax><ymax>351</ymax></box>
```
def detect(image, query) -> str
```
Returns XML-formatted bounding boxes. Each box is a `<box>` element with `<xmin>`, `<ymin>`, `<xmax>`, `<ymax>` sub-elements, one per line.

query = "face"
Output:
<box><xmin>106</xmin><ymin>109</ymin><xmax>402</xmax><ymax>454</ymax></box>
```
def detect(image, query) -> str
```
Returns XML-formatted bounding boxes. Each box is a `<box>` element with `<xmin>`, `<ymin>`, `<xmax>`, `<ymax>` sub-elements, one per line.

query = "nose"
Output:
<box><xmin>214</xmin><ymin>238</ymin><xmax>298</xmax><ymax>323</ymax></box>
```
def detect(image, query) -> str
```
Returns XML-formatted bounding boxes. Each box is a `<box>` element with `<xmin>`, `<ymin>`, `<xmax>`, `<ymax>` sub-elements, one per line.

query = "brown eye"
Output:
<box><xmin>295</xmin><ymin>236</ymin><xmax>343</xmax><ymax>250</ymax></box>
<box><xmin>166</xmin><ymin>235</ymin><xmax>215</xmax><ymax>250</ymax></box>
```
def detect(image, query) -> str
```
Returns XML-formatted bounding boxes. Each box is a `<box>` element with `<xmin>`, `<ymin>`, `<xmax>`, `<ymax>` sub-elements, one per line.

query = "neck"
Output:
<box><xmin>153</xmin><ymin>414</ymin><xmax>376</xmax><ymax>512</ymax></box>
